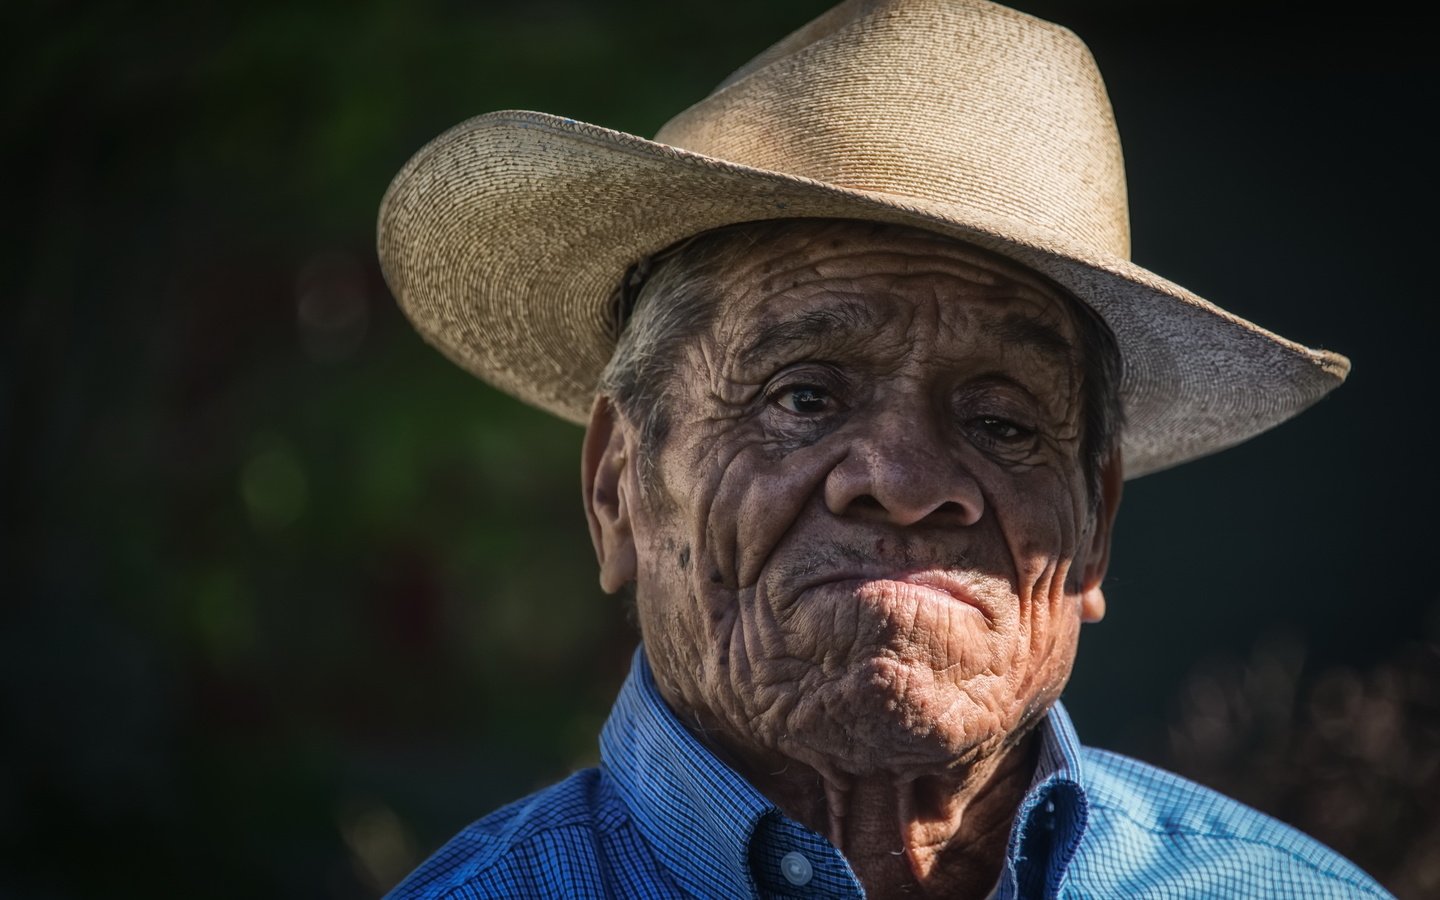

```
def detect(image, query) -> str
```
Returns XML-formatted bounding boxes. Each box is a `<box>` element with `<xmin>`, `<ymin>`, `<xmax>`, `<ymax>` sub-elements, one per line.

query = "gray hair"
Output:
<box><xmin>597</xmin><ymin>225</ymin><xmax>763</xmax><ymax>488</ymax></box>
<box><xmin>597</xmin><ymin>219</ymin><xmax>1124</xmax><ymax>502</ymax></box>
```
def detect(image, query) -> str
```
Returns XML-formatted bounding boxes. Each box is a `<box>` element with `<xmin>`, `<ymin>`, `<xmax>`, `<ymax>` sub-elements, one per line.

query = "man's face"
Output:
<box><xmin>585</xmin><ymin>221</ymin><xmax>1118</xmax><ymax>779</ymax></box>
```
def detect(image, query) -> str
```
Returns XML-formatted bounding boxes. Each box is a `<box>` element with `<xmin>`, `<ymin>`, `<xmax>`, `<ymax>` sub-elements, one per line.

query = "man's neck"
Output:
<box><xmin>712</xmin><ymin>726</ymin><xmax>1039</xmax><ymax>900</ymax></box>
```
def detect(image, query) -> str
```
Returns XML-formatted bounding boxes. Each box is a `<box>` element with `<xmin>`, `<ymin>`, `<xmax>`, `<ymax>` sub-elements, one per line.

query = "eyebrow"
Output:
<box><xmin>739</xmin><ymin>298</ymin><xmax>885</xmax><ymax>368</ymax></box>
<box><xmin>993</xmin><ymin>310</ymin><xmax>1074</xmax><ymax>361</ymax></box>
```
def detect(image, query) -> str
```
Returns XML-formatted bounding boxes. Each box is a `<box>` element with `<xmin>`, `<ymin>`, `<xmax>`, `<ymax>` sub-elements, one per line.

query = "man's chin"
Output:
<box><xmin>779</xmin><ymin>652</ymin><xmax>1014</xmax><ymax>776</ymax></box>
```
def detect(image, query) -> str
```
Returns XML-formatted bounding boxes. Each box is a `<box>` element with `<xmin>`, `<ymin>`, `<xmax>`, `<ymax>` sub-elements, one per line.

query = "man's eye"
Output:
<box><xmin>776</xmin><ymin>386</ymin><xmax>831</xmax><ymax>414</ymax></box>
<box><xmin>970</xmin><ymin>415</ymin><xmax>1033</xmax><ymax>443</ymax></box>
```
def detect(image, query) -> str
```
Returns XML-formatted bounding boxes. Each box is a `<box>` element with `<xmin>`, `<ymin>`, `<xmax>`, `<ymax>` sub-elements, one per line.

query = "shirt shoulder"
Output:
<box><xmin>1067</xmin><ymin>747</ymin><xmax>1392</xmax><ymax>898</ymax></box>
<box><xmin>385</xmin><ymin>767</ymin><xmax>683</xmax><ymax>900</ymax></box>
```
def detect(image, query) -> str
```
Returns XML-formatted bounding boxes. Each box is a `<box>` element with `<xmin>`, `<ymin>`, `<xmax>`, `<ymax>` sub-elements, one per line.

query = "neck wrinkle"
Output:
<box><xmin>745</xmin><ymin>731</ymin><xmax>1042</xmax><ymax>898</ymax></box>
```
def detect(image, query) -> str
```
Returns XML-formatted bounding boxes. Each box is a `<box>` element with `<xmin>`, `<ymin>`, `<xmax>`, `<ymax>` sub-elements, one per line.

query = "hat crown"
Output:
<box><xmin>655</xmin><ymin>0</ymin><xmax>1130</xmax><ymax>259</ymax></box>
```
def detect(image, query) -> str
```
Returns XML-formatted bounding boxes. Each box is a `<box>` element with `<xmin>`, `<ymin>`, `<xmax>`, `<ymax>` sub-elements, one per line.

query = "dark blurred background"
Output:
<box><xmin>3</xmin><ymin>0</ymin><xmax>1436</xmax><ymax>896</ymax></box>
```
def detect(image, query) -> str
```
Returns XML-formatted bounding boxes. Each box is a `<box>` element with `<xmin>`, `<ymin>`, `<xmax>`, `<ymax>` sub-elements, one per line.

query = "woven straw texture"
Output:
<box><xmin>377</xmin><ymin>0</ymin><xmax>1348</xmax><ymax>478</ymax></box>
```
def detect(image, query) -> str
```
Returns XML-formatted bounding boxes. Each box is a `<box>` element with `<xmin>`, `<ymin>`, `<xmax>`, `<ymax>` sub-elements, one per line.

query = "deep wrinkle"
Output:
<box><xmin>739</xmin><ymin>297</ymin><xmax>886</xmax><ymax>370</ymax></box>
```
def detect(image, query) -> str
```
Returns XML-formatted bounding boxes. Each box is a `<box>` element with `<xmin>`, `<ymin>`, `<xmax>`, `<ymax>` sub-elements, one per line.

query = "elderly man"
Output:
<box><xmin>378</xmin><ymin>0</ymin><xmax>1387</xmax><ymax>897</ymax></box>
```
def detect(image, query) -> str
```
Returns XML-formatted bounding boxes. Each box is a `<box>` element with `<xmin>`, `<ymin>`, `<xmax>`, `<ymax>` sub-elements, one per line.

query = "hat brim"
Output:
<box><xmin>378</xmin><ymin>110</ymin><xmax>1348</xmax><ymax>478</ymax></box>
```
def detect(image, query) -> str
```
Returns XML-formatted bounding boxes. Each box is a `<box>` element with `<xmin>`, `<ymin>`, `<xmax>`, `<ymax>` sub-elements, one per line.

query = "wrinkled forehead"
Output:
<box><xmin>749</xmin><ymin>220</ymin><xmax>1066</xmax><ymax>292</ymax></box>
<box><xmin>701</xmin><ymin>219</ymin><xmax>1083</xmax><ymax>359</ymax></box>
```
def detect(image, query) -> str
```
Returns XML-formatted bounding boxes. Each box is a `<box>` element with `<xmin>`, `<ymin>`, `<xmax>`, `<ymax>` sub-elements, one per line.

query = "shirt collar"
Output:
<box><xmin>601</xmin><ymin>647</ymin><xmax>1090</xmax><ymax>899</ymax></box>
<box><xmin>1003</xmin><ymin>701</ymin><xmax>1091</xmax><ymax>900</ymax></box>
<box><xmin>599</xmin><ymin>647</ymin><xmax>806</xmax><ymax>896</ymax></box>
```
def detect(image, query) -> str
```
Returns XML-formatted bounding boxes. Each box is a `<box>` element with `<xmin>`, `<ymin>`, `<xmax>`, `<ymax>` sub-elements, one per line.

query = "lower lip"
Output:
<box><xmin>842</xmin><ymin>578</ymin><xmax>987</xmax><ymax>617</ymax></box>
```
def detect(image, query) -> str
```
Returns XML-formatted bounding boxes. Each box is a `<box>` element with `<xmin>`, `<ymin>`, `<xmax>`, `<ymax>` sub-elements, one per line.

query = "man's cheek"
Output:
<box><xmin>713</xmin><ymin>442</ymin><xmax>838</xmax><ymax>589</ymax></box>
<box><xmin>991</xmin><ymin>485</ymin><xmax>1084</xmax><ymax>604</ymax></box>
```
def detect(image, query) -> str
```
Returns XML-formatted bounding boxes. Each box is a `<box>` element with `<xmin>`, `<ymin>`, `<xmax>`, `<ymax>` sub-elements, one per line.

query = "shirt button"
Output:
<box><xmin>780</xmin><ymin>851</ymin><xmax>814</xmax><ymax>887</ymax></box>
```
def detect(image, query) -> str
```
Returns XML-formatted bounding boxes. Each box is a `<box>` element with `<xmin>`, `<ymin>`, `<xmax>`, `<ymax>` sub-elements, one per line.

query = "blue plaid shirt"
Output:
<box><xmin>390</xmin><ymin>649</ymin><xmax>1390</xmax><ymax>899</ymax></box>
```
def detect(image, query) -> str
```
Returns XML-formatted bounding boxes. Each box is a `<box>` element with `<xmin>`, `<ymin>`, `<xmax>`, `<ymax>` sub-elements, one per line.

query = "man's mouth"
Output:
<box><xmin>895</xmin><ymin>572</ymin><xmax>990</xmax><ymax>614</ymax></box>
<box><xmin>798</xmin><ymin>570</ymin><xmax>995</xmax><ymax>624</ymax></box>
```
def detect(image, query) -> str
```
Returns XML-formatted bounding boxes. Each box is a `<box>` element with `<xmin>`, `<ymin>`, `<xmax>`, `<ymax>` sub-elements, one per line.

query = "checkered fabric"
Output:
<box><xmin>387</xmin><ymin>649</ymin><xmax>1391</xmax><ymax>899</ymax></box>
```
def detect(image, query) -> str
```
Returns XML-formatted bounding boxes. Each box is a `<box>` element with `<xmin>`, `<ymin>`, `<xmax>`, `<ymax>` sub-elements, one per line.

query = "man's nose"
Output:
<box><xmin>822</xmin><ymin>413</ymin><xmax>984</xmax><ymax>527</ymax></box>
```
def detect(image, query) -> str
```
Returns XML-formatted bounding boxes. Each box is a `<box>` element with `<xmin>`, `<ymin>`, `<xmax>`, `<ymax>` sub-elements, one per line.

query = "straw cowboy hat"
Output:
<box><xmin>377</xmin><ymin>0</ymin><xmax>1348</xmax><ymax>478</ymax></box>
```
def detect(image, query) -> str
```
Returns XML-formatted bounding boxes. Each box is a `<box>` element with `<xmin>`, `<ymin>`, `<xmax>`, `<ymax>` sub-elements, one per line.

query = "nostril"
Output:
<box><xmin>929</xmin><ymin>499</ymin><xmax>980</xmax><ymax>527</ymax></box>
<box><xmin>824</xmin><ymin>450</ymin><xmax>984</xmax><ymax>525</ymax></box>
<box><xmin>851</xmin><ymin>494</ymin><xmax>885</xmax><ymax>512</ymax></box>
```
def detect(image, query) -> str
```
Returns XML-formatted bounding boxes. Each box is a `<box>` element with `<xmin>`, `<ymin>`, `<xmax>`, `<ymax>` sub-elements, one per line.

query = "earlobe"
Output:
<box><xmin>1081</xmin><ymin>585</ymin><xmax>1107</xmax><ymax>624</ymax></box>
<box><xmin>1079</xmin><ymin>449</ymin><xmax>1124</xmax><ymax>624</ymax></box>
<box><xmin>581</xmin><ymin>396</ymin><xmax>638</xmax><ymax>593</ymax></box>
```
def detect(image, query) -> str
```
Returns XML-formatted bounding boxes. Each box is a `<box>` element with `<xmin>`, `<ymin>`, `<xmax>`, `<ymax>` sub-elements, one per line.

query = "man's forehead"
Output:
<box><xmin>702</xmin><ymin>220</ymin><xmax>1082</xmax><ymax>359</ymax></box>
<box><xmin>706</xmin><ymin>220</ymin><xmax>1072</xmax><ymax>310</ymax></box>
<box><xmin>727</xmin><ymin>291</ymin><xmax>1081</xmax><ymax>382</ymax></box>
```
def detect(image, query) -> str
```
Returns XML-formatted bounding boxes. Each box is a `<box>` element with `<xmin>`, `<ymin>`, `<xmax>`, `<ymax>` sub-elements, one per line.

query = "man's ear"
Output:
<box><xmin>581</xmin><ymin>395</ymin><xmax>638</xmax><ymax>594</ymax></box>
<box><xmin>1079</xmin><ymin>449</ymin><xmax>1123</xmax><ymax>624</ymax></box>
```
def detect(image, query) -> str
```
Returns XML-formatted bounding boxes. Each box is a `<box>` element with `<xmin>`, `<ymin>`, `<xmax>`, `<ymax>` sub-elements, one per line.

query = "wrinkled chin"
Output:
<box><xmin>717</xmin><ymin>577</ymin><xmax>1014</xmax><ymax>776</ymax></box>
<box><xmin>775</xmin><ymin>651</ymin><xmax>1015</xmax><ymax>777</ymax></box>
